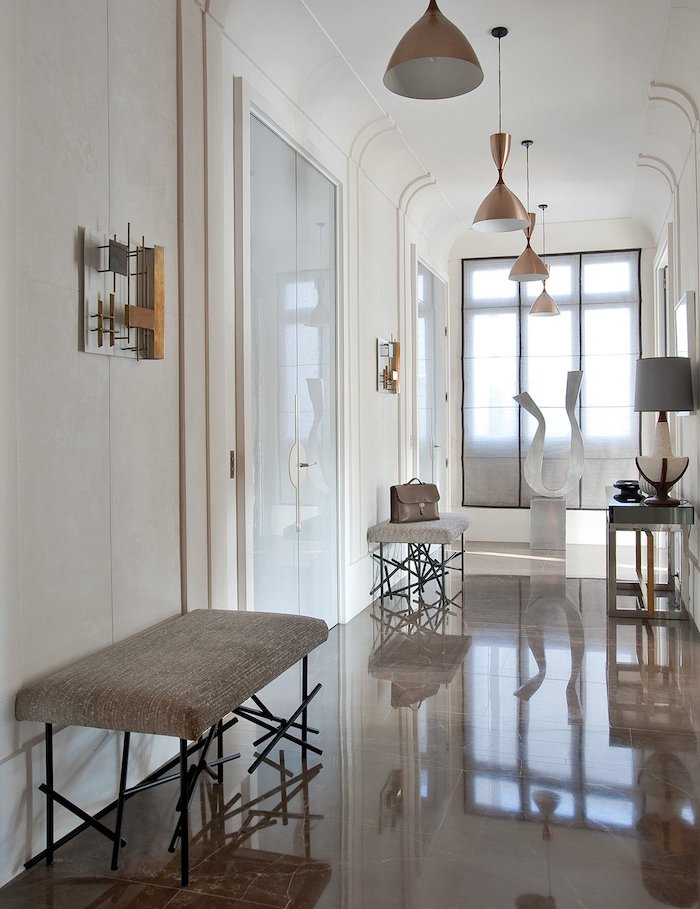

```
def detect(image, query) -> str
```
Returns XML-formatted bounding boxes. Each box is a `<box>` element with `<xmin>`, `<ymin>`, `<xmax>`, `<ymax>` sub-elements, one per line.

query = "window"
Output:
<box><xmin>462</xmin><ymin>250</ymin><xmax>641</xmax><ymax>508</ymax></box>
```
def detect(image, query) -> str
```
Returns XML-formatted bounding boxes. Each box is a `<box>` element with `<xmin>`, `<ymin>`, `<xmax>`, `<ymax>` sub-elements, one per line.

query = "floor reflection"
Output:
<box><xmin>3</xmin><ymin>562</ymin><xmax>700</xmax><ymax>907</ymax></box>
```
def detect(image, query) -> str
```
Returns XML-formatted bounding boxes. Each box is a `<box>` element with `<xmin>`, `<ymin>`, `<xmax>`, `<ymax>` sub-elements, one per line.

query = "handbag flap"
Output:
<box><xmin>393</xmin><ymin>482</ymin><xmax>440</xmax><ymax>505</ymax></box>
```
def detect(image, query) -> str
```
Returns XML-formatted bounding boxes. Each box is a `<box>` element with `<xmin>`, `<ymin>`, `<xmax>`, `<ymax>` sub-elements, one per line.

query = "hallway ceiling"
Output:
<box><xmin>302</xmin><ymin>0</ymin><xmax>671</xmax><ymax>229</ymax></box>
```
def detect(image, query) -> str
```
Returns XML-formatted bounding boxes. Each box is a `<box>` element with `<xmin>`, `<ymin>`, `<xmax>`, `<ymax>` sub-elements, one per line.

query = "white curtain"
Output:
<box><xmin>462</xmin><ymin>250</ymin><xmax>641</xmax><ymax>508</ymax></box>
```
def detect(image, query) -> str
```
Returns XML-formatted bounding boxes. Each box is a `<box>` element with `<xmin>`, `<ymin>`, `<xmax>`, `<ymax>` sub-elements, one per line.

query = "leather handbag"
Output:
<box><xmin>390</xmin><ymin>478</ymin><xmax>440</xmax><ymax>523</ymax></box>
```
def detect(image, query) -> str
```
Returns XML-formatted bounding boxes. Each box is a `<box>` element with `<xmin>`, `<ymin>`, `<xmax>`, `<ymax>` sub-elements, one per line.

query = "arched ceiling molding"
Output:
<box><xmin>637</xmin><ymin>154</ymin><xmax>677</xmax><ymax>192</ymax></box>
<box><xmin>298</xmin><ymin>58</ymin><xmax>379</xmax><ymax>155</ymax></box>
<box><xmin>350</xmin><ymin>116</ymin><xmax>397</xmax><ymax>169</ymax></box>
<box><xmin>632</xmin><ymin>165</ymin><xmax>676</xmax><ymax>244</ymax></box>
<box><xmin>649</xmin><ymin>82</ymin><xmax>699</xmax><ymax>134</ymax></box>
<box><xmin>295</xmin><ymin>55</ymin><xmax>386</xmax><ymax>155</ymax></box>
<box><xmin>404</xmin><ymin>184</ymin><xmax>469</xmax><ymax>255</ymax></box>
<box><xmin>398</xmin><ymin>174</ymin><xmax>437</xmax><ymax>216</ymax></box>
<box><xmin>354</xmin><ymin>127</ymin><xmax>430</xmax><ymax>207</ymax></box>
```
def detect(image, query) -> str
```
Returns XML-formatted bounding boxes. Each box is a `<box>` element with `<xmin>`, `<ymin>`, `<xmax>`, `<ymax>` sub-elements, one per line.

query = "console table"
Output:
<box><xmin>606</xmin><ymin>487</ymin><xmax>694</xmax><ymax>619</ymax></box>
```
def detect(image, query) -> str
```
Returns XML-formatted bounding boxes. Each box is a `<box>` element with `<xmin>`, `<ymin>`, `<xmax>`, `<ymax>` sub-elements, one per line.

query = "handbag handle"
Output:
<box><xmin>406</xmin><ymin>477</ymin><xmax>423</xmax><ymax>484</ymax></box>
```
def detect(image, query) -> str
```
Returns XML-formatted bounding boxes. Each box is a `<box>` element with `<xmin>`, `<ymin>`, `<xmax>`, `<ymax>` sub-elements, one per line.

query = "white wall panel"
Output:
<box><xmin>1</xmin><ymin>0</ymin><xmax>189</xmax><ymax>887</ymax></box>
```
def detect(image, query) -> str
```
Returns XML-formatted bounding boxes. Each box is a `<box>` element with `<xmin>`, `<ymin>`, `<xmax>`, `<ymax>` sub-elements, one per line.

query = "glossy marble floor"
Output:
<box><xmin>2</xmin><ymin>544</ymin><xmax>700</xmax><ymax>908</ymax></box>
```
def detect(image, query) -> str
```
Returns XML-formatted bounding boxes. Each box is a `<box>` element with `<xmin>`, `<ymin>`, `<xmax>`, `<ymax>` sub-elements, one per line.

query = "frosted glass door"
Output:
<box><xmin>417</xmin><ymin>263</ymin><xmax>447</xmax><ymax>494</ymax></box>
<box><xmin>249</xmin><ymin>116</ymin><xmax>337</xmax><ymax>623</ymax></box>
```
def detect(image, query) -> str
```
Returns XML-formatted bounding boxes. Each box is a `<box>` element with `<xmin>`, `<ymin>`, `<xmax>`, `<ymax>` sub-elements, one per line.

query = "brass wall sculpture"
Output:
<box><xmin>83</xmin><ymin>223</ymin><xmax>164</xmax><ymax>360</ymax></box>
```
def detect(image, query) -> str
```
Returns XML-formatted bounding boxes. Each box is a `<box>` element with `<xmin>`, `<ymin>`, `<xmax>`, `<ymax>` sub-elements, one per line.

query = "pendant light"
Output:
<box><xmin>472</xmin><ymin>27</ymin><xmax>530</xmax><ymax>233</ymax></box>
<box><xmin>529</xmin><ymin>204</ymin><xmax>560</xmax><ymax>316</ymax></box>
<box><xmin>509</xmin><ymin>140</ymin><xmax>549</xmax><ymax>282</ymax></box>
<box><xmin>383</xmin><ymin>1</ymin><xmax>484</xmax><ymax>100</ymax></box>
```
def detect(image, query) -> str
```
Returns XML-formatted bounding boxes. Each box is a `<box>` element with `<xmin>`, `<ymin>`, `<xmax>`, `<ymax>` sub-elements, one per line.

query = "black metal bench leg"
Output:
<box><xmin>179</xmin><ymin>739</ymin><xmax>189</xmax><ymax>886</ymax></box>
<box><xmin>45</xmin><ymin>723</ymin><xmax>54</xmax><ymax>866</ymax></box>
<box><xmin>302</xmin><ymin>656</ymin><xmax>309</xmax><ymax>761</ymax></box>
<box><xmin>111</xmin><ymin>731</ymin><xmax>131</xmax><ymax>870</ymax></box>
<box><xmin>216</xmin><ymin>719</ymin><xmax>224</xmax><ymax>785</ymax></box>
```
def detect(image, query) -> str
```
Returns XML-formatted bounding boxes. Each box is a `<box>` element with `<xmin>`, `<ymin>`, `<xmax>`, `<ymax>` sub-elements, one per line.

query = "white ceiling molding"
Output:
<box><xmin>649</xmin><ymin>82</ymin><xmax>699</xmax><ymax>134</ymax></box>
<box><xmin>350</xmin><ymin>115</ymin><xmax>397</xmax><ymax>168</ymax></box>
<box><xmin>398</xmin><ymin>174</ymin><xmax>437</xmax><ymax>215</ymax></box>
<box><xmin>637</xmin><ymin>154</ymin><xmax>678</xmax><ymax>192</ymax></box>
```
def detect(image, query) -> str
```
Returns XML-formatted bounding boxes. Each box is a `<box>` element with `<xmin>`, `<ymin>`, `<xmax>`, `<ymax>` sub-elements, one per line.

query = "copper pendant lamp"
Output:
<box><xmin>529</xmin><ymin>204</ymin><xmax>560</xmax><ymax>316</ymax></box>
<box><xmin>472</xmin><ymin>27</ymin><xmax>529</xmax><ymax>233</ymax></box>
<box><xmin>509</xmin><ymin>140</ymin><xmax>549</xmax><ymax>282</ymax></box>
<box><xmin>383</xmin><ymin>0</ymin><xmax>484</xmax><ymax>100</ymax></box>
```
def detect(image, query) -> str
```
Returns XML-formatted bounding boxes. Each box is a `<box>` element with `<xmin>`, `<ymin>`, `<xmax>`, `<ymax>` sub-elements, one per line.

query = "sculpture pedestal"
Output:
<box><xmin>530</xmin><ymin>497</ymin><xmax>566</xmax><ymax>551</ymax></box>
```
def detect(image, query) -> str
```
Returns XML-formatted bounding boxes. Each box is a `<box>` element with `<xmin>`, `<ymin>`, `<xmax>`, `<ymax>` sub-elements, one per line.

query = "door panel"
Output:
<box><xmin>417</xmin><ymin>263</ymin><xmax>447</xmax><ymax>494</ymax></box>
<box><xmin>249</xmin><ymin>116</ymin><xmax>337</xmax><ymax>623</ymax></box>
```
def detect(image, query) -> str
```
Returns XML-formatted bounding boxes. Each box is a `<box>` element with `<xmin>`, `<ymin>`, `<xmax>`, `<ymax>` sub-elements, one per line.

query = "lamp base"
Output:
<box><xmin>642</xmin><ymin>493</ymin><xmax>683</xmax><ymax>507</ymax></box>
<box><xmin>636</xmin><ymin>455</ymin><xmax>689</xmax><ymax>507</ymax></box>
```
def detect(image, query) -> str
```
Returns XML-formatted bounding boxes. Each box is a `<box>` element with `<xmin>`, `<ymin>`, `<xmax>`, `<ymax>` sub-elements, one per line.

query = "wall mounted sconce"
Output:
<box><xmin>83</xmin><ymin>224</ymin><xmax>164</xmax><ymax>360</ymax></box>
<box><xmin>377</xmin><ymin>337</ymin><xmax>400</xmax><ymax>393</ymax></box>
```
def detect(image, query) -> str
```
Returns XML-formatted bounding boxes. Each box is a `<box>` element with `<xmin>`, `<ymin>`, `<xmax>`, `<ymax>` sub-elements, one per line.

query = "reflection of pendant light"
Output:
<box><xmin>515</xmin><ymin>790</ymin><xmax>560</xmax><ymax>908</ymax></box>
<box><xmin>472</xmin><ymin>27</ymin><xmax>529</xmax><ymax>233</ymax></box>
<box><xmin>528</xmin><ymin>204</ymin><xmax>560</xmax><ymax>316</ymax></box>
<box><xmin>383</xmin><ymin>0</ymin><xmax>483</xmax><ymax>100</ymax></box>
<box><xmin>509</xmin><ymin>140</ymin><xmax>549</xmax><ymax>282</ymax></box>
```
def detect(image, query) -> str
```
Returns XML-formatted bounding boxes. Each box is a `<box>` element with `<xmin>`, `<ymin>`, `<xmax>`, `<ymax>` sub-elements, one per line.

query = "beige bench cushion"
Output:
<box><xmin>15</xmin><ymin>609</ymin><xmax>329</xmax><ymax>741</ymax></box>
<box><xmin>367</xmin><ymin>513</ymin><xmax>471</xmax><ymax>545</ymax></box>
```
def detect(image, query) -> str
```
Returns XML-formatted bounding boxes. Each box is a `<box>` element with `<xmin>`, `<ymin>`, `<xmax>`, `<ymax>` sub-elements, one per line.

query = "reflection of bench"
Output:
<box><xmin>369</xmin><ymin>628</ymin><xmax>471</xmax><ymax>707</ymax></box>
<box><xmin>368</xmin><ymin>514</ymin><xmax>471</xmax><ymax>610</ymax></box>
<box><xmin>15</xmin><ymin>609</ymin><xmax>328</xmax><ymax>886</ymax></box>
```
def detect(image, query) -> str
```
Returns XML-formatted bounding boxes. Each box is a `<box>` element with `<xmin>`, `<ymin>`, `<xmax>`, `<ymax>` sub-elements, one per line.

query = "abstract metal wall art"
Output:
<box><xmin>83</xmin><ymin>223</ymin><xmax>164</xmax><ymax>360</ymax></box>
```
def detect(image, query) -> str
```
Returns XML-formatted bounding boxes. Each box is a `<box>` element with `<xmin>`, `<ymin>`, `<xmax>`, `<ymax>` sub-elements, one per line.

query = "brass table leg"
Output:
<box><xmin>635</xmin><ymin>529</ymin><xmax>655</xmax><ymax>613</ymax></box>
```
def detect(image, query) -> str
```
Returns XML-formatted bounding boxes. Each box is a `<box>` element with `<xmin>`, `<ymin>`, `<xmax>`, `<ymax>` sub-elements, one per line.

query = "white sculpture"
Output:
<box><xmin>514</xmin><ymin>370</ymin><xmax>584</xmax><ymax>498</ymax></box>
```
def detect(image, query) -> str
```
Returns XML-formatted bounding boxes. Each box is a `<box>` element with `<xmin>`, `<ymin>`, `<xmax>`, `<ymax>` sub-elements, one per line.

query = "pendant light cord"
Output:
<box><xmin>539</xmin><ymin>204</ymin><xmax>548</xmax><ymax>284</ymax></box>
<box><xmin>498</xmin><ymin>35</ymin><xmax>502</xmax><ymax>133</ymax></box>
<box><xmin>525</xmin><ymin>145</ymin><xmax>530</xmax><ymax>211</ymax></box>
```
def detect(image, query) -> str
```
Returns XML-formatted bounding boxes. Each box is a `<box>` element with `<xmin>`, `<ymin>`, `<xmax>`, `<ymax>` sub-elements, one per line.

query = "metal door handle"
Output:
<box><xmin>299</xmin><ymin>461</ymin><xmax>317</xmax><ymax>468</ymax></box>
<box><xmin>295</xmin><ymin>395</ymin><xmax>301</xmax><ymax>532</ymax></box>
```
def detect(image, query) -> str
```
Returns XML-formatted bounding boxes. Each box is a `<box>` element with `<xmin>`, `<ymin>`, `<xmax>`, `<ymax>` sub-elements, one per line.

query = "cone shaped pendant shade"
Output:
<box><xmin>529</xmin><ymin>287</ymin><xmax>560</xmax><ymax>316</ymax></box>
<box><xmin>510</xmin><ymin>212</ymin><xmax>549</xmax><ymax>280</ymax></box>
<box><xmin>510</xmin><ymin>142</ymin><xmax>549</xmax><ymax>281</ymax></box>
<box><xmin>384</xmin><ymin>0</ymin><xmax>483</xmax><ymax>100</ymax></box>
<box><xmin>472</xmin><ymin>30</ymin><xmax>529</xmax><ymax>233</ymax></box>
<box><xmin>528</xmin><ymin>203</ymin><xmax>560</xmax><ymax>316</ymax></box>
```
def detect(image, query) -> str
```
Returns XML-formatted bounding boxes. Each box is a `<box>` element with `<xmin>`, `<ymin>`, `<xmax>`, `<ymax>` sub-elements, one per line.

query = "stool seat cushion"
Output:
<box><xmin>15</xmin><ymin>609</ymin><xmax>329</xmax><ymax>741</ymax></box>
<box><xmin>367</xmin><ymin>513</ymin><xmax>471</xmax><ymax>545</ymax></box>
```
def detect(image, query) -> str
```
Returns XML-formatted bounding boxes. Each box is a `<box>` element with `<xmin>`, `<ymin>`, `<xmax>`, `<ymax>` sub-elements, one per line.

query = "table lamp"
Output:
<box><xmin>634</xmin><ymin>356</ymin><xmax>694</xmax><ymax>506</ymax></box>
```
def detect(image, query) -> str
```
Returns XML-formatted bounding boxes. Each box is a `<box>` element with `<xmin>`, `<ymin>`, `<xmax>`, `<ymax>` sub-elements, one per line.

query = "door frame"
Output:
<box><xmin>413</xmin><ymin>256</ymin><xmax>450</xmax><ymax>502</ymax></box>
<box><xmin>232</xmin><ymin>79</ymin><xmax>344</xmax><ymax>624</ymax></box>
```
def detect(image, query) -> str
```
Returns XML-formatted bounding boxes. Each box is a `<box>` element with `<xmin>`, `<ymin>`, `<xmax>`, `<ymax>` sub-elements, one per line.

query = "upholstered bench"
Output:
<box><xmin>368</xmin><ymin>513</ymin><xmax>471</xmax><ymax>610</ymax></box>
<box><xmin>15</xmin><ymin>608</ymin><xmax>329</xmax><ymax>886</ymax></box>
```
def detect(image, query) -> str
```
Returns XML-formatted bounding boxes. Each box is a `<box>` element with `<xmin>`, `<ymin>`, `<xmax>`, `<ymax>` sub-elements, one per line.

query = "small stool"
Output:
<box><xmin>368</xmin><ymin>513</ymin><xmax>471</xmax><ymax>613</ymax></box>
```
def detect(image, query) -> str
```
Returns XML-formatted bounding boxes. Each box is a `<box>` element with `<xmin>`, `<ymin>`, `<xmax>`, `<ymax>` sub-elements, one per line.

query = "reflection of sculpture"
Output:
<box><xmin>513</xmin><ymin>595</ymin><xmax>584</xmax><ymax>725</ymax></box>
<box><xmin>514</xmin><ymin>370</ymin><xmax>584</xmax><ymax>498</ymax></box>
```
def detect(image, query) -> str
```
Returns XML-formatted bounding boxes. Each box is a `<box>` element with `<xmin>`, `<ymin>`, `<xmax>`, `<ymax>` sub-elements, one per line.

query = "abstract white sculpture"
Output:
<box><xmin>513</xmin><ymin>370</ymin><xmax>584</xmax><ymax>498</ymax></box>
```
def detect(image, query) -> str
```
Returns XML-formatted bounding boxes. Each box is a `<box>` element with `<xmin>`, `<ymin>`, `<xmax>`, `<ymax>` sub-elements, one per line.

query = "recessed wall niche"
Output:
<box><xmin>83</xmin><ymin>224</ymin><xmax>164</xmax><ymax>360</ymax></box>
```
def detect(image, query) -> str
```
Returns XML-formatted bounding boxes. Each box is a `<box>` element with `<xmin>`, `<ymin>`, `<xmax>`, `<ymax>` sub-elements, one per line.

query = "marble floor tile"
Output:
<box><xmin>3</xmin><ymin>552</ymin><xmax>700</xmax><ymax>908</ymax></box>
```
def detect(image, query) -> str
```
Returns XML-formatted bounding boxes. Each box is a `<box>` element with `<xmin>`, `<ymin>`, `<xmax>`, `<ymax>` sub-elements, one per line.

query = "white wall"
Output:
<box><xmin>0</xmin><ymin>0</ymin><xmax>211</xmax><ymax>887</ymax></box>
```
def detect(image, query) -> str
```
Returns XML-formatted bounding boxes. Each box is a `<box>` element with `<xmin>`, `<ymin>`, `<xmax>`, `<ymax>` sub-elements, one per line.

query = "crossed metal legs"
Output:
<box><xmin>32</xmin><ymin>660</ymin><xmax>322</xmax><ymax>887</ymax></box>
